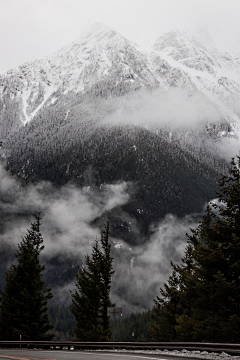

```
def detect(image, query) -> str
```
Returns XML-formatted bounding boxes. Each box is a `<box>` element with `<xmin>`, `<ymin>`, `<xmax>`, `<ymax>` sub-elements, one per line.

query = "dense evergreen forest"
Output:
<box><xmin>48</xmin><ymin>304</ymin><xmax>151</xmax><ymax>341</ymax></box>
<box><xmin>112</xmin><ymin>311</ymin><xmax>151</xmax><ymax>341</ymax></box>
<box><xmin>1</xmin><ymin>82</ymin><xmax>229</xmax><ymax>241</ymax></box>
<box><xmin>3</xmin><ymin>94</ymin><xmax>222</xmax><ymax>242</ymax></box>
<box><xmin>48</xmin><ymin>303</ymin><xmax>74</xmax><ymax>340</ymax></box>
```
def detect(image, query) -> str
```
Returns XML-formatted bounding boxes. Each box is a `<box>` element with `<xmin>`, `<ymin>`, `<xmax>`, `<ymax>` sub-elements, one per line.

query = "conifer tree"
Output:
<box><xmin>70</xmin><ymin>241</ymin><xmax>103</xmax><ymax>341</ymax></box>
<box><xmin>0</xmin><ymin>214</ymin><xmax>54</xmax><ymax>340</ymax></box>
<box><xmin>70</xmin><ymin>220</ymin><xmax>114</xmax><ymax>341</ymax></box>
<box><xmin>150</xmin><ymin>156</ymin><xmax>240</xmax><ymax>342</ymax></box>
<box><xmin>99</xmin><ymin>220</ymin><xmax>114</xmax><ymax>339</ymax></box>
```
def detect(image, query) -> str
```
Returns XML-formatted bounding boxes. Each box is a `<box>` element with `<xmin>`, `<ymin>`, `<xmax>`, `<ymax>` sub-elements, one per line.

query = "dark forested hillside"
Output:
<box><xmin>48</xmin><ymin>305</ymin><xmax>151</xmax><ymax>341</ymax></box>
<box><xmin>0</xmin><ymin>90</ymin><xmax>222</xmax><ymax>312</ymax></box>
<box><xmin>1</xmin><ymin>70</ymin><xmax>230</xmax><ymax>244</ymax></box>
<box><xmin>5</xmin><ymin>110</ymin><xmax>219</xmax><ymax>243</ymax></box>
<box><xmin>112</xmin><ymin>311</ymin><xmax>152</xmax><ymax>341</ymax></box>
<box><xmin>0</xmin><ymin>80</ymin><xmax>230</xmax><ymax>318</ymax></box>
<box><xmin>48</xmin><ymin>303</ymin><xmax>74</xmax><ymax>340</ymax></box>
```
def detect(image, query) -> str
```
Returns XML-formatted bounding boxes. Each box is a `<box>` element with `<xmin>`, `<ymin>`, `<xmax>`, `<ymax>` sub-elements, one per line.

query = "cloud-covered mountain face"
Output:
<box><xmin>0</xmin><ymin>24</ymin><xmax>240</xmax><ymax>311</ymax></box>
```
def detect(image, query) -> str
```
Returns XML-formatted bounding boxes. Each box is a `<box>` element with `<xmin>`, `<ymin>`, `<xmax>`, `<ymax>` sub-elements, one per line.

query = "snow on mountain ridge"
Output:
<box><xmin>0</xmin><ymin>24</ymin><xmax>158</xmax><ymax>124</ymax></box>
<box><xmin>1</xmin><ymin>24</ymin><xmax>240</xmax><ymax>130</ymax></box>
<box><xmin>153</xmin><ymin>29</ymin><xmax>217</xmax><ymax>74</ymax></box>
<box><xmin>74</xmin><ymin>23</ymin><xmax>132</xmax><ymax>47</ymax></box>
<box><xmin>151</xmin><ymin>29</ymin><xmax>240</xmax><ymax>134</ymax></box>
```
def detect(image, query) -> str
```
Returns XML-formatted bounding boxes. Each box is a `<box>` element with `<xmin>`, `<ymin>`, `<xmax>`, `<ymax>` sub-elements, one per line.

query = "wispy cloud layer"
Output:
<box><xmin>103</xmin><ymin>89</ymin><xmax>220</xmax><ymax>129</ymax></box>
<box><xmin>0</xmin><ymin>162</ymin><xmax>198</xmax><ymax>310</ymax></box>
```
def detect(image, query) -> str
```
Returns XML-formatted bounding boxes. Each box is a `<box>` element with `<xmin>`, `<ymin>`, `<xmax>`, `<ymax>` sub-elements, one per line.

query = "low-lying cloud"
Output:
<box><xmin>101</xmin><ymin>88</ymin><xmax>240</xmax><ymax>165</ymax></box>
<box><xmin>0</xmin><ymin>163</ymin><xmax>130</xmax><ymax>258</ymax></box>
<box><xmin>110</xmin><ymin>213</ymin><xmax>198</xmax><ymax>313</ymax></box>
<box><xmin>103</xmin><ymin>88</ymin><xmax>221</xmax><ymax>129</ymax></box>
<box><xmin>0</xmin><ymin>162</ymin><xmax>199</xmax><ymax>312</ymax></box>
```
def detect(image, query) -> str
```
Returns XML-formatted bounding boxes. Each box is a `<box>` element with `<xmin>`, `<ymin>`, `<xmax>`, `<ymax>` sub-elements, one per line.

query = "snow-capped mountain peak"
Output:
<box><xmin>1</xmin><ymin>24</ymin><xmax>240</xmax><ymax>132</ymax></box>
<box><xmin>75</xmin><ymin>23</ymin><xmax>123</xmax><ymax>45</ymax></box>
<box><xmin>0</xmin><ymin>23</ymin><xmax>158</xmax><ymax>124</ymax></box>
<box><xmin>153</xmin><ymin>29</ymin><xmax>217</xmax><ymax>74</ymax></box>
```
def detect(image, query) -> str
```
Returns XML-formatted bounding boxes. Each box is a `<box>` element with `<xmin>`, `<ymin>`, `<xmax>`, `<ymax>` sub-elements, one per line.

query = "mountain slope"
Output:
<box><xmin>0</xmin><ymin>24</ymin><xmax>238</xmax><ymax>235</ymax></box>
<box><xmin>1</xmin><ymin>24</ymin><xmax>238</xmax><ymax>315</ymax></box>
<box><xmin>0</xmin><ymin>25</ymin><xmax>236</xmax><ymax>235</ymax></box>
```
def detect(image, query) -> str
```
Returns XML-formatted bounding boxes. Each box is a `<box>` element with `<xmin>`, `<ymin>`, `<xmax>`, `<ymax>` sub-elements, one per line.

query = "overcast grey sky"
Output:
<box><xmin>1</xmin><ymin>0</ymin><xmax>240</xmax><ymax>73</ymax></box>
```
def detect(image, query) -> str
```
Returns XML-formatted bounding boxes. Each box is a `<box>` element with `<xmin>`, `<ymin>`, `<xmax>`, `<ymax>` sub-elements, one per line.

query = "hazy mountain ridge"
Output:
<box><xmin>151</xmin><ymin>29</ymin><xmax>240</xmax><ymax>128</ymax></box>
<box><xmin>1</xmin><ymin>24</ymin><xmax>240</xmax><ymax>133</ymax></box>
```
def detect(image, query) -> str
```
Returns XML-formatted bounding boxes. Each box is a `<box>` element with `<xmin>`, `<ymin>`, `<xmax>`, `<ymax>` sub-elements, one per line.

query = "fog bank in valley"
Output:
<box><xmin>0</xmin><ymin>162</ymin><xmax>199</xmax><ymax>311</ymax></box>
